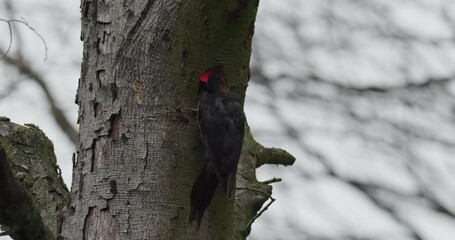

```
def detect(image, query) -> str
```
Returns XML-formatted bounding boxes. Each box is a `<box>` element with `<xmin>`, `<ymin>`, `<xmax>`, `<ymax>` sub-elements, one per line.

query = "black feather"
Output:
<box><xmin>198</xmin><ymin>92</ymin><xmax>245</xmax><ymax>196</ymax></box>
<box><xmin>189</xmin><ymin>73</ymin><xmax>245</xmax><ymax>226</ymax></box>
<box><xmin>189</xmin><ymin>161</ymin><xmax>219</xmax><ymax>227</ymax></box>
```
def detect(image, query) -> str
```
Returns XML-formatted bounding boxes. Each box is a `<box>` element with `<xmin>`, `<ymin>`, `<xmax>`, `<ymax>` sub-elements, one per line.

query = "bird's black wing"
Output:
<box><xmin>198</xmin><ymin>93</ymin><xmax>245</xmax><ymax>196</ymax></box>
<box><xmin>220</xmin><ymin>95</ymin><xmax>245</xmax><ymax>196</ymax></box>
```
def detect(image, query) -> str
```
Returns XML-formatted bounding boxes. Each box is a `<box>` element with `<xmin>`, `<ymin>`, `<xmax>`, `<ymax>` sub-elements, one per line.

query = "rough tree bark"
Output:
<box><xmin>60</xmin><ymin>0</ymin><xmax>294</xmax><ymax>239</ymax></box>
<box><xmin>0</xmin><ymin>118</ymin><xmax>68</xmax><ymax>240</ymax></box>
<box><xmin>0</xmin><ymin>0</ymin><xmax>294</xmax><ymax>239</ymax></box>
<box><xmin>63</xmin><ymin>0</ymin><xmax>262</xmax><ymax>238</ymax></box>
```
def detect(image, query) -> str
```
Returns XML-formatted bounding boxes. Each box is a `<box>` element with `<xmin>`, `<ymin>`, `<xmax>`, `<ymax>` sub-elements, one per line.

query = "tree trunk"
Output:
<box><xmin>62</xmin><ymin>0</ymin><xmax>261</xmax><ymax>239</ymax></box>
<box><xmin>0</xmin><ymin>0</ymin><xmax>294</xmax><ymax>239</ymax></box>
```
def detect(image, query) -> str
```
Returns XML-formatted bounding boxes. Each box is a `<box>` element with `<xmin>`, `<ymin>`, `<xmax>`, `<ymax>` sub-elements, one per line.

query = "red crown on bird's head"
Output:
<box><xmin>198</xmin><ymin>67</ymin><xmax>229</xmax><ymax>93</ymax></box>
<box><xmin>199</xmin><ymin>67</ymin><xmax>223</xmax><ymax>83</ymax></box>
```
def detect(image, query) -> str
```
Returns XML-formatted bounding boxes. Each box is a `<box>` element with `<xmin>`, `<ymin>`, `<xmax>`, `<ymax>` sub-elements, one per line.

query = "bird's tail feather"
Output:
<box><xmin>189</xmin><ymin>162</ymin><xmax>219</xmax><ymax>228</ymax></box>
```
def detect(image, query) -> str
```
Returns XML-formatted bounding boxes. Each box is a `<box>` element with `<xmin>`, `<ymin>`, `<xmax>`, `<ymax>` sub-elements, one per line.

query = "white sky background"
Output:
<box><xmin>248</xmin><ymin>0</ymin><xmax>455</xmax><ymax>239</ymax></box>
<box><xmin>0</xmin><ymin>0</ymin><xmax>80</xmax><ymax>185</ymax></box>
<box><xmin>1</xmin><ymin>0</ymin><xmax>455</xmax><ymax>239</ymax></box>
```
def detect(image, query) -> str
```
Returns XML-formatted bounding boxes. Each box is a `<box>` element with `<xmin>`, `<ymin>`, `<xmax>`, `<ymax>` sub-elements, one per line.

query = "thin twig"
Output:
<box><xmin>0</xmin><ymin>18</ymin><xmax>48</xmax><ymax>61</ymax></box>
<box><xmin>260</xmin><ymin>177</ymin><xmax>282</xmax><ymax>185</ymax></box>
<box><xmin>237</xmin><ymin>187</ymin><xmax>276</xmax><ymax>230</ymax></box>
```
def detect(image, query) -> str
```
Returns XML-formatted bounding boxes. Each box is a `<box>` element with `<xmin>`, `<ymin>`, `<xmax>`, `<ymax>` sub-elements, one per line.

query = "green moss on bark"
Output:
<box><xmin>0</xmin><ymin>119</ymin><xmax>69</xmax><ymax>238</ymax></box>
<box><xmin>158</xmin><ymin>0</ymin><xmax>260</xmax><ymax>238</ymax></box>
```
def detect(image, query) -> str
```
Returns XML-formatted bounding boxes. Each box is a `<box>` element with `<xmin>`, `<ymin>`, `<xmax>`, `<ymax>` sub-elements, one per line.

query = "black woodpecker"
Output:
<box><xmin>189</xmin><ymin>67</ymin><xmax>246</xmax><ymax>227</ymax></box>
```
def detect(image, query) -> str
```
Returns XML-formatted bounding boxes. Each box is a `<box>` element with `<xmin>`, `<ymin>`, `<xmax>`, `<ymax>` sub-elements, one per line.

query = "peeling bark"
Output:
<box><xmin>0</xmin><ymin>0</ymin><xmax>294</xmax><ymax>238</ymax></box>
<box><xmin>61</xmin><ymin>0</ymin><xmax>293</xmax><ymax>239</ymax></box>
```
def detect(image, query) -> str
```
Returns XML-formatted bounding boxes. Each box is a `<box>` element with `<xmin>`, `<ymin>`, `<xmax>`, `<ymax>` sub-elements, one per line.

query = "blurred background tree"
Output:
<box><xmin>2</xmin><ymin>0</ymin><xmax>455</xmax><ymax>239</ymax></box>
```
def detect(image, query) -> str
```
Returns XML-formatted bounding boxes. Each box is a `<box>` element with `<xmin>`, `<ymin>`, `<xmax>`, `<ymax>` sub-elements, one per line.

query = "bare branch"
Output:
<box><xmin>257</xmin><ymin>147</ymin><xmax>295</xmax><ymax>167</ymax></box>
<box><xmin>251</xmin><ymin>65</ymin><xmax>455</xmax><ymax>95</ymax></box>
<box><xmin>260</xmin><ymin>177</ymin><xmax>282</xmax><ymax>185</ymax></box>
<box><xmin>1</xmin><ymin>54</ymin><xmax>77</xmax><ymax>144</ymax></box>
<box><xmin>237</xmin><ymin>187</ymin><xmax>276</xmax><ymax>231</ymax></box>
<box><xmin>0</xmin><ymin>77</ymin><xmax>23</xmax><ymax>100</ymax></box>
<box><xmin>0</xmin><ymin>17</ymin><xmax>48</xmax><ymax>61</ymax></box>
